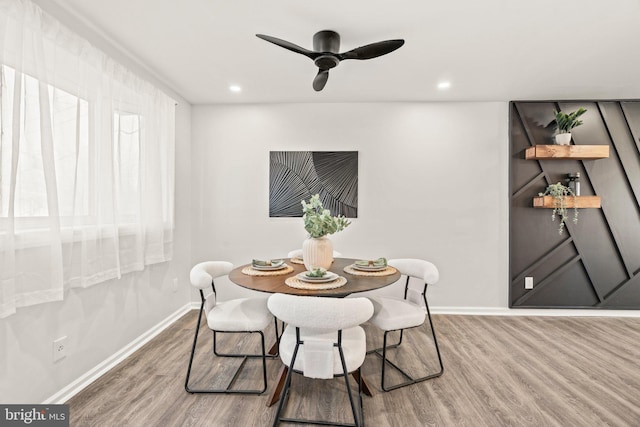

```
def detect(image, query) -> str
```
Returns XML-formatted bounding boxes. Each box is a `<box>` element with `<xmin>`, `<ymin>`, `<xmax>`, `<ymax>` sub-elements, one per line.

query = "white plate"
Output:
<box><xmin>352</xmin><ymin>264</ymin><xmax>387</xmax><ymax>272</ymax></box>
<box><xmin>297</xmin><ymin>271</ymin><xmax>339</xmax><ymax>283</ymax></box>
<box><xmin>252</xmin><ymin>262</ymin><xmax>286</xmax><ymax>271</ymax></box>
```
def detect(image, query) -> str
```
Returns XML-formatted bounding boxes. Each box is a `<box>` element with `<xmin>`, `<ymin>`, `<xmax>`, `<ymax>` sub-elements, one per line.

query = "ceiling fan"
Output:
<box><xmin>255</xmin><ymin>30</ymin><xmax>405</xmax><ymax>91</ymax></box>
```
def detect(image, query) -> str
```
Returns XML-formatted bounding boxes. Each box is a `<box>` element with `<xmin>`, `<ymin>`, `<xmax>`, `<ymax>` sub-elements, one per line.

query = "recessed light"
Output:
<box><xmin>437</xmin><ymin>81</ymin><xmax>451</xmax><ymax>90</ymax></box>
<box><xmin>229</xmin><ymin>85</ymin><xmax>242</xmax><ymax>93</ymax></box>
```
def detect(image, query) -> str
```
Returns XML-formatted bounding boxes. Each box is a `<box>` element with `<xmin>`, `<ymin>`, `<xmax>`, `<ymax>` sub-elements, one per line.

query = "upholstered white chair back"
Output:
<box><xmin>388</xmin><ymin>259</ymin><xmax>439</xmax><ymax>284</ymax></box>
<box><xmin>287</xmin><ymin>249</ymin><xmax>302</xmax><ymax>258</ymax></box>
<box><xmin>190</xmin><ymin>261</ymin><xmax>234</xmax><ymax>315</ymax></box>
<box><xmin>268</xmin><ymin>293</ymin><xmax>373</xmax><ymax>333</ymax></box>
<box><xmin>190</xmin><ymin>261</ymin><xmax>234</xmax><ymax>289</ymax></box>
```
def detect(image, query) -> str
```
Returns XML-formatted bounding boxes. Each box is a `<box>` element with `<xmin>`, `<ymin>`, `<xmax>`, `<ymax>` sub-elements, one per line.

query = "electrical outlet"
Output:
<box><xmin>525</xmin><ymin>277</ymin><xmax>534</xmax><ymax>290</ymax></box>
<box><xmin>53</xmin><ymin>336</ymin><xmax>67</xmax><ymax>362</ymax></box>
<box><xmin>172</xmin><ymin>278</ymin><xmax>178</xmax><ymax>292</ymax></box>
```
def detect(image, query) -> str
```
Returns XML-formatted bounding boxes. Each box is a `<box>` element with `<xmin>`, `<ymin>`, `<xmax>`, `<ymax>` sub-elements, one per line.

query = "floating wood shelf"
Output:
<box><xmin>525</xmin><ymin>145</ymin><xmax>610</xmax><ymax>160</ymax></box>
<box><xmin>533</xmin><ymin>196</ymin><xmax>601</xmax><ymax>209</ymax></box>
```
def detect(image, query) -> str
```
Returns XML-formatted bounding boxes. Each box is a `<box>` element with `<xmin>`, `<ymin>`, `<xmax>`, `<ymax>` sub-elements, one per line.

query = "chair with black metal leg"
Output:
<box><xmin>267</xmin><ymin>293</ymin><xmax>373</xmax><ymax>427</ymax></box>
<box><xmin>363</xmin><ymin>258</ymin><xmax>444</xmax><ymax>392</ymax></box>
<box><xmin>185</xmin><ymin>261</ymin><xmax>278</xmax><ymax>394</ymax></box>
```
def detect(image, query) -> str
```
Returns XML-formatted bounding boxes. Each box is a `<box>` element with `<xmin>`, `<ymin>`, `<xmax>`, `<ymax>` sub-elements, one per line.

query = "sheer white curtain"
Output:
<box><xmin>0</xmin><ymin>0</ymin><xmax>175</xmax><ymax>318</ymax></box>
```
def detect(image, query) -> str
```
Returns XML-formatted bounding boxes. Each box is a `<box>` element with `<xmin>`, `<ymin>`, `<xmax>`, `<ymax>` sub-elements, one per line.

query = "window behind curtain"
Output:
<box><xmin>0</xmin><ymin>0</ymin><xmax>176</xmax><ymax>318</ymax></box>
<box><xmin>114</xmin><ymin>112</ymin><xmax>141</xmax><ymax>220</ymax></box>
<box><xmin>0</xmin><ymin>65</ymin><xmax>90</xmax><ymax>221</ymax></box>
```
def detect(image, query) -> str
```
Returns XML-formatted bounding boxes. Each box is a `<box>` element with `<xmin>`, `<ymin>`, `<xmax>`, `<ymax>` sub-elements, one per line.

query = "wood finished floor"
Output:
<box><xmin>67</xmin><ymin>311</ymin><xmax>640</xmax><ymax>426</ymax></box>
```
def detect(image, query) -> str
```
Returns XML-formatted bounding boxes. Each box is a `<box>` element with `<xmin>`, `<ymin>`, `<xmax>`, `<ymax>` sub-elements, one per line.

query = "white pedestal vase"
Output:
<box><xmin>302</xmin><ymin>236</ymin><xmax>334</xmax><ymax>270</ymax></box>
<box><xmin>555</xmin><ymin>133</ymin><xmax>572</xmax><ymax>145</ymax></box>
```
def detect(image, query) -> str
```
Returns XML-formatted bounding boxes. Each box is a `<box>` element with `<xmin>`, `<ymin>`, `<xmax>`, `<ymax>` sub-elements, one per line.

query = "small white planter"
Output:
<box><xmin>555</xmin><ymin>133</ymin><xmax>572</xmax><ymax>145</ymax></box>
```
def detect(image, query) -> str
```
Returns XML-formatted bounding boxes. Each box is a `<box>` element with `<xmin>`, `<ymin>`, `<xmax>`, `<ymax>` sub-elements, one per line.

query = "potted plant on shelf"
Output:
<box><xmin>301</xmin><ymin>194</ymin><xmax>351</xmax><ymax>270</ymax></box>
<box><xmin>553</xmin><ymin>107</ymin><xmax>587</xmax><ymax>145</ymax></box>
<box><xmin>538</xmin><ymin>182</ymin><xmax>579</xmax><ymax>234</ymax></box>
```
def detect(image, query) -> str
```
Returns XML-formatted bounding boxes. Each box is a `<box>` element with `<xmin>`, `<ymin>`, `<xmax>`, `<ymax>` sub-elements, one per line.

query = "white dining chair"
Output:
<box><xmin>267</xmin><ymin>293</ymin><xmax>373</xmax><ymax>427</ymax></box>
<box><xmin>362</xmin><ymin>258</ymin><xmax>444</xmax><ymax>392</ymax></box>
<box><xmin>185</xmin><ymin>261</ymin><xmax>277</xmax><ymax>394</ymax></box>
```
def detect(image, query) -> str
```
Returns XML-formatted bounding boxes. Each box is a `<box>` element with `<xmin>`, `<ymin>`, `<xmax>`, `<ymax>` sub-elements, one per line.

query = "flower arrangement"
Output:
<box><xmin>538</xmin><ymin>182</ymin><xmax>578</xmax><ymax>234</ymax></box>
<box><xmin>301</xmin><ymin>194</ymin><xmax>351</xmax><ymax>238</ymax></box>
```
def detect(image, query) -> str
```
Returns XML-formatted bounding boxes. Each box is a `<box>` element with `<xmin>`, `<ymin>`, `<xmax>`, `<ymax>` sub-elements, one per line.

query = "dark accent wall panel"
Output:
<box><xmin>510</xmin><ymin>101</ymin><xmax>640</xmax><ymax>309</ymax></box>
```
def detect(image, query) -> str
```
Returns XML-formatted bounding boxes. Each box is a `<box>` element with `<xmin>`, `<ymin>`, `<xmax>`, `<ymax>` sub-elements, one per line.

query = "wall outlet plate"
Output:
<box><xmin>525</xmin><ymin>277</ymin><xmax>534</xmax><ymax>290</ymax></box>
<box><xmin>53</xmin><ymin>336</ymin><xmax>67</xmax><ymax>362</ymax></box>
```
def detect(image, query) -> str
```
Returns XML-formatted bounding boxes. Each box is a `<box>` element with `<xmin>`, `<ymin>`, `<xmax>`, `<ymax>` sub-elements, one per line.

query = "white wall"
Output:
<box><xmin>0</xmin><ymin>2</ymin><xmax>193</xmax><ymax>404</ymax></box>
<box><xmin>191</xmin><ymin>102</ymin><xmax>509</xmax><ymax>309</ymax></box>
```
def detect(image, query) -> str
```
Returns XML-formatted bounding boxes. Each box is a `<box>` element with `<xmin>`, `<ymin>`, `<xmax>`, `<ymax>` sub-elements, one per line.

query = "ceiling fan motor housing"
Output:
<box><xmin>313</xmin><ymin>30</ymin><xmax>340</xmax><ymax>53</ymax></box>
<box><xmin>314</xmin><ymin>55</ymin><xmax>339</xmax><ymax>70</ymax></box>
<box><xmin>313</xmin><ymin>30</ymin><xmax>341</xmax><ymax>70</ymax></box>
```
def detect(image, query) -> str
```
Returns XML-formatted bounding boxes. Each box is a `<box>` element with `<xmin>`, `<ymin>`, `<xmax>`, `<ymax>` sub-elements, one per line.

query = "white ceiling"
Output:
<box><xmin>44</xmin><ymin>0</ymin><xmax>640</xmax><ymax>105</ymax></box>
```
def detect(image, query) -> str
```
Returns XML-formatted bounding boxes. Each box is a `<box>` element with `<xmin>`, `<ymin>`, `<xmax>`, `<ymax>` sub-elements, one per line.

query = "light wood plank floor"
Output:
<box><xmin>67</xmin><ymin>311</ymin><xmax>640</xmax><ymax>426</ymax></box>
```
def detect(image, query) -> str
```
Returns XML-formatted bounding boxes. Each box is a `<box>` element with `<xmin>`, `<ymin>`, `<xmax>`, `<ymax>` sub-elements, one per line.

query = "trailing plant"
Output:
<box><xmin>538</xmin><ymin>182</ymin><xmax>579</xmax><ymax>234</ymax></box>
<box><xmin>301</xmin><ymin>194</ymin><xmax>351</xmax><ymax>238</ymax></box>
<box><xmin>554</xmin><ymin>107</ymin><xmax>587</xmax><ymax>134</ymax></box>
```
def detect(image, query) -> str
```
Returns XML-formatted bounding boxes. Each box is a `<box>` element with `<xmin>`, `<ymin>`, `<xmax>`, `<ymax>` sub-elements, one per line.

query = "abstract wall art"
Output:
<box><xmin>269</xmin><ymin>151</ymin><xmax>358</xmax><ymax>218</ymax></box>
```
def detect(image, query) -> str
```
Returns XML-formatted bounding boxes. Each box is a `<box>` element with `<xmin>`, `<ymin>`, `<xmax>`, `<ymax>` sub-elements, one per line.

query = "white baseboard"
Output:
<box><xmin>431</xmin><ymin>306</ymin><xmax>640</xmax><ymax>317</ymax></box>
<box><xmin>43</xmin><ymin>303</ymin><xmax>194</xmax><ymax>404</ymax></box>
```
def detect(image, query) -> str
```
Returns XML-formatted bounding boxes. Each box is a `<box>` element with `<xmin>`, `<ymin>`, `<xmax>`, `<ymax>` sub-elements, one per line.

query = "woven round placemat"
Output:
<box><xmin>289</xmin><ymin>257</ymin><xmax>305</xmax><ymax>265</ymax></box>
<box><xmin>343</xmin><ymin>265</ymin><xmax>398</xmax><ymax>277</ymax></box>
<box><xmin>241</xmin><ymin>264</ymin><xmax>294</xmax><ymax>276</ymax></box>
<box><xmin>285</xmin><ymin>276</ymin><xmax>347</xmax><ymax>290</ymax></box>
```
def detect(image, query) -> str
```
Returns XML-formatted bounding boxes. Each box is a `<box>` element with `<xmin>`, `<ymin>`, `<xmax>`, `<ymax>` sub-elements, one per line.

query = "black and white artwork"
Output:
<box><xmin>269</xmin><ymin>151</ymin><xmax>358</xmax><ymax>218</ymax></box>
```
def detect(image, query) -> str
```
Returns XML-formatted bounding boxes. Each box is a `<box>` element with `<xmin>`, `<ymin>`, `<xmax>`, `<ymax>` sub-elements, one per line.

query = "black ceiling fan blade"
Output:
<box><xmin>313</xmin><ymin>69</ymin><xmax>329</xmax><ymax>91</ymax></box>
<box><xmin>339</xmin><ymin>39</ymin><xmax>405</xmax><ymax>60</ymax></box>
<box><xmin>255</xmin><ymin>34</ymin><xmax>319</xmax><ymax>60</ymax></box>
